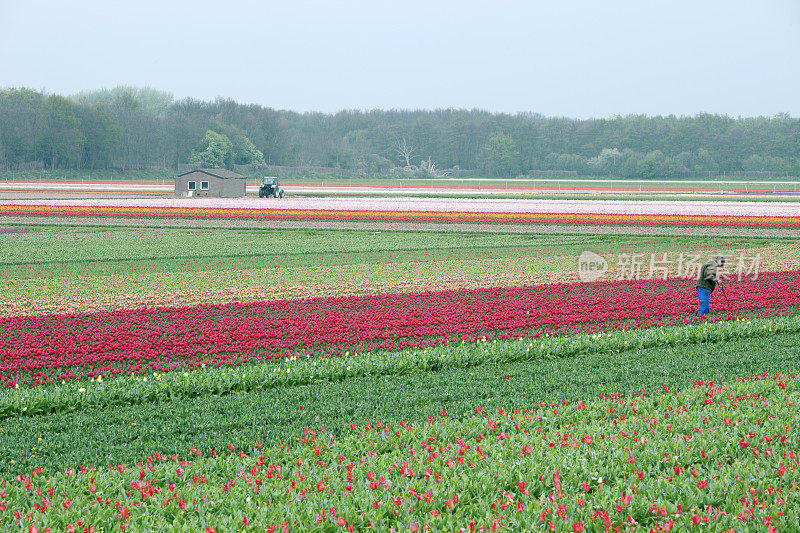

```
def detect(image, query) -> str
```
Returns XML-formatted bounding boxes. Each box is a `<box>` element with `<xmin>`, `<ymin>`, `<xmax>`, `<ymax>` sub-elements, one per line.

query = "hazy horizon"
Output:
<box><xmin>2</xmin><ymin>0</ymin><xmax>799</xmax><ymax>119</ymax></box>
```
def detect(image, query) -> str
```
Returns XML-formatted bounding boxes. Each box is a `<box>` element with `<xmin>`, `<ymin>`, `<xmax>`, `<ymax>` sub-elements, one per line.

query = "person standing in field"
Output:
<box><xmin>696</xmin><ymin>256</ymin><xmax>725</xmax><ymax>316</ymax></box>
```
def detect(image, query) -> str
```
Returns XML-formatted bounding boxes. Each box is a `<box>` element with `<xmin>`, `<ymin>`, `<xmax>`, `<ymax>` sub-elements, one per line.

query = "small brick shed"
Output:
<box><xmin>174</xmin><ymin>169</ymin><xmax>247</xmax><ymax>198</ymax></box>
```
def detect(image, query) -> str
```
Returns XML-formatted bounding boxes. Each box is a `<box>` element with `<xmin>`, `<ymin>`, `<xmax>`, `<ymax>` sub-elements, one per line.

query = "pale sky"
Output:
<box><xmin>1</xmin><ymin>0</ymin><xmax>798</xmax><ymax>118</ymax></box>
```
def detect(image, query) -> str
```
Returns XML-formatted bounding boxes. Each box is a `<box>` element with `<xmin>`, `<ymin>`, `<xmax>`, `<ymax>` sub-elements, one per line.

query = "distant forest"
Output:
<box><xmin>1</xmin><ymin>86</ymin><xmax>799</xmax><ymax>179</ymax></box>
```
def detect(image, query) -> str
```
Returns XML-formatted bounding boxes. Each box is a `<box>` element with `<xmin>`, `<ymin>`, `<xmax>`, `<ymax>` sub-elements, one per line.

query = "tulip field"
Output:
<box><xmin>2</xmin><ymin>208</ymin><xmax>800</xmax><ymax>531</ymax></box>
<box><xmin>4</xmin><ymin>373</ymin><xmax>800</xmax><ymax>532</ymax></box>
<box><xmin>3</xmin><ymin>197</ymin><xmax>800</xmax><ymax>229</ymax></box>
<box><xmin>3</xmin><ymin>271</ymin><xmax>800</xmax><ymax>389</ymax></box>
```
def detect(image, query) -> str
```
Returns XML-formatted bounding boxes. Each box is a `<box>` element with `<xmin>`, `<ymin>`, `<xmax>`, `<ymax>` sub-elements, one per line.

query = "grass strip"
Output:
<box><xmin>1</xmin><ymin>327</ymin><xmax>799</xmax><ymax>480</ymax></box>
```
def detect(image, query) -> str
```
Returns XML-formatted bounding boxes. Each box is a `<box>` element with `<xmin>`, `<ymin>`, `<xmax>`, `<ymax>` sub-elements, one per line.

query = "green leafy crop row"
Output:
<box><xmin>0</xmin><ymin>226</ymin><xmax>759</xmax><ymax>279</ymax></box>
<box><xmin>0</xmin><ymin>227</ymin><xmax>588</xmax><ymax>271</ymax></box>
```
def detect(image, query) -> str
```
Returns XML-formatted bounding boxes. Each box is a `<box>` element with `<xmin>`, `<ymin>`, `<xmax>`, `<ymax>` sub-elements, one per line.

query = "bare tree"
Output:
<box><xmin>396</xmin><ymin>138</ymin><xmax>415</xmax><ymax>168</ymax></box>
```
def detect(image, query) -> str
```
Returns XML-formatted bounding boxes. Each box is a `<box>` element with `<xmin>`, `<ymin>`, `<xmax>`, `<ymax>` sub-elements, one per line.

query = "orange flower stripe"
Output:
<box><xmin>1</xmin><ymin>204</ymin><xmax>799</xmax><ymax>227</ymax></box>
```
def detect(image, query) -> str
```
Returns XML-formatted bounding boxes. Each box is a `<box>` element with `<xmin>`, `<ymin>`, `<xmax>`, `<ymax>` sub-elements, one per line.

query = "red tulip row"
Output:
<box><xmin>2</xmin><ymin>272</ymin><xmax>799</xmax><ymax>388</ymax></box>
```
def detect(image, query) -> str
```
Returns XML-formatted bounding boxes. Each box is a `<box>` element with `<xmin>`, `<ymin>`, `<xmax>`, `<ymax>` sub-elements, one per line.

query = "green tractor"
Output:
<box><xmin>258</xmin><ymin>177</ymin><xmax>285</xmax><ymax>198</ymax></box>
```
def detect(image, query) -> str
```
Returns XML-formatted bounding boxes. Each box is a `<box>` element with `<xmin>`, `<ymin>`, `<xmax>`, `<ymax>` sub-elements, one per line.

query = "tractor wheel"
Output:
<box><xmin>259</xmin><ymin>190</ymin><xmax>265</xmax><ymax>198</ymax></box>
<box><xmin>278</xmin><ymin>189</ymin><xmax>285</xmax><ymax>198</ymax></box>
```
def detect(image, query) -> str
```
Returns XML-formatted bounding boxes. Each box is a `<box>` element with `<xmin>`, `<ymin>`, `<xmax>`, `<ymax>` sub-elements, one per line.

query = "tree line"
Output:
<box><xmin>0</xmin><ymin>86</ymin><xmax>798</xmax><ymax>178</ymax></box>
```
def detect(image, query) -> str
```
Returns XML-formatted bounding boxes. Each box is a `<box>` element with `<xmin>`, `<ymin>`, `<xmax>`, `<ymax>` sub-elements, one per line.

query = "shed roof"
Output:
<box><xmin>176</xmin><ymin>168</ymin><xmax>245</xmax><ymax>179</ymax></box>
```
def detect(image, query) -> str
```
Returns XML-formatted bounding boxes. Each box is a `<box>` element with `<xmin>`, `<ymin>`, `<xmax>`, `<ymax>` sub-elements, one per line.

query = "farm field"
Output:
<box><xmin>2</xmin><ymin>199</ymin><xmax>800</xmax><ymax>531</ymax></box>
<box><xmin>5</xmin><ymin>196</ymin><xmax>800</xmax><ymax>241</ymax></box>
<box><xmin>2</xmin><ymin>227</ymin><xmax>798</xmax><ymax>317</ymax></box>
<box><xmin>2</xmin><ymin>336</ymin><xmax>800</xmax><ymax>531</ymax></box>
